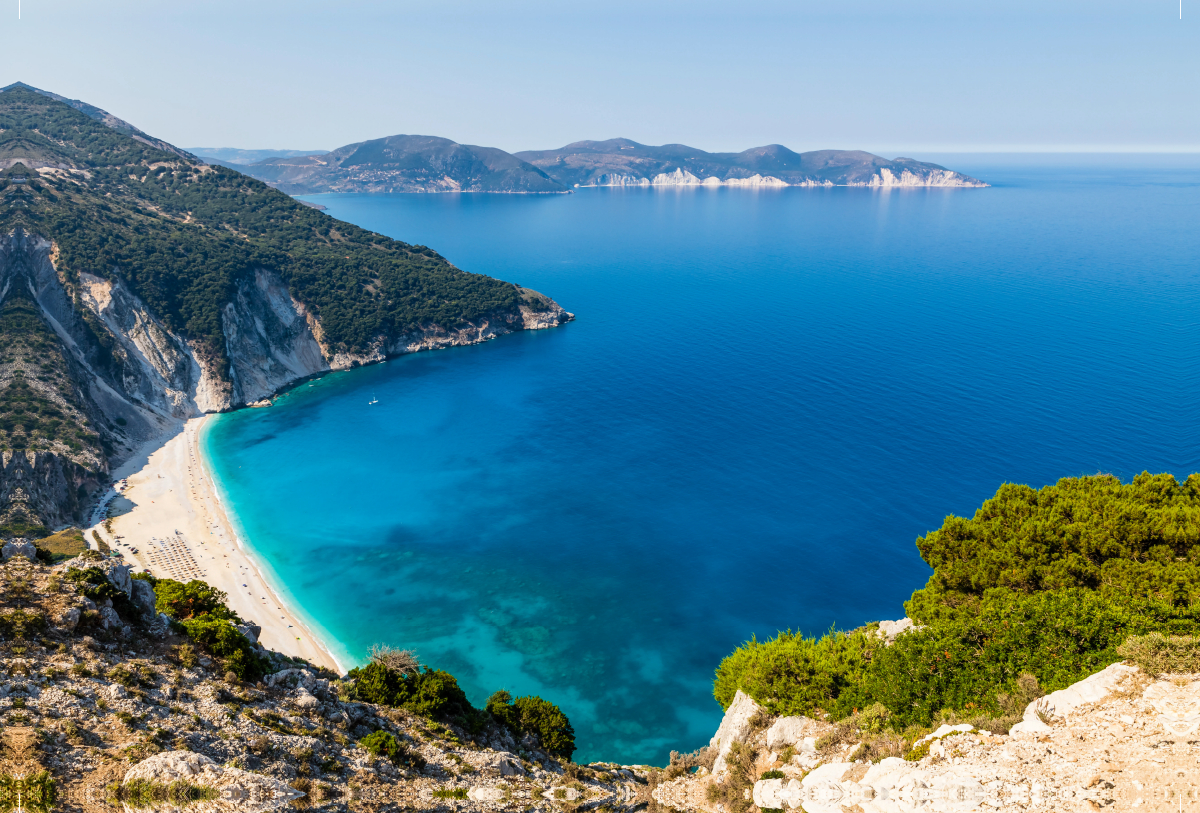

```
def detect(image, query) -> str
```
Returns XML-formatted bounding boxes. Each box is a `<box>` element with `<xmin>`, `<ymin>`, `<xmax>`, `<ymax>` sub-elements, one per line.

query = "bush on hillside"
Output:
<box><xmin>347</xmin><ymin>662</ymin><xmax>483</xmax><ymax>732</ymax></box>
<box><xmin>180</xmin><ymin>615</ymin><xmax>268</xmax><ymax>681</ymax></box>
<box><xmin>714</xmin><ymin>473</ymin><xmax>1200</xmax><ymax>730</ymax></box>
<box><xmin>155</xmin><ymin>580</ymin><xmax>237</xmax><ymax>621</ymax></box>
<box><xmin>63</xmin><ymin>566</ymin><xmax>140</xmax><ymax>620</ymax></box>
<box><xmin>486</xmin><ymin>690</ymin><xmax>576</xmax><ymax>760</ymax></box>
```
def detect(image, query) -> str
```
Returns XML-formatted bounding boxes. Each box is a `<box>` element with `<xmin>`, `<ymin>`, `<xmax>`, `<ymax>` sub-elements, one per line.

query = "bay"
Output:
<box><xmin>204</xmin><ymin>157</ymin><xmax>1200</xmax><ymax>764</ymax></box>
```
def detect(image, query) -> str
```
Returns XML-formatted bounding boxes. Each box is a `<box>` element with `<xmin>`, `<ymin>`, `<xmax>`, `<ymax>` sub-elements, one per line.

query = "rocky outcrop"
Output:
<box><xmin>658</xmin><ymin>660</ymin><xmax>1200</xmax><ymax>813</ymax></box>
<box><xmin>708</xmin><ymin>690</ymin><xmax>766</xmax><ymax>775</ymax></box>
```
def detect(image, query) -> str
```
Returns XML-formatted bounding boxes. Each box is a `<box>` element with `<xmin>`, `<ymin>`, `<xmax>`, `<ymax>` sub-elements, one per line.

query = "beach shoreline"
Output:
<box><xmin>91</xmin><ymin>416</ymin><xmax>343</xmax><ymax>674</ymax></box>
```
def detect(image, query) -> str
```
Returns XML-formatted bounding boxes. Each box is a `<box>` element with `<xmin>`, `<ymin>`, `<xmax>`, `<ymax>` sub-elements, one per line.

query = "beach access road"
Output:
<box><xmin>93</xmin><ymin>416</ymin><xmax>342</xmax><ymax>674</ymax></box>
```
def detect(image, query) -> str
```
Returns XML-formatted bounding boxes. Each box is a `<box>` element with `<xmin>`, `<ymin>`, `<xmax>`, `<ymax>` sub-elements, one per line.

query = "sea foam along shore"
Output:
<box><xmin>90</xmin><ymin>417</ymin><xmax>342</xmax><ymax>674</ymax></box>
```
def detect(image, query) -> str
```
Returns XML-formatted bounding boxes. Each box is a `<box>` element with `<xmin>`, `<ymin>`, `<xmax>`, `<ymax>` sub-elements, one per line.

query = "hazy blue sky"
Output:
<box><xmin>1</xmin><ymin>0</ymin><xmax>1195</xmax><ymax>153</ymax></box>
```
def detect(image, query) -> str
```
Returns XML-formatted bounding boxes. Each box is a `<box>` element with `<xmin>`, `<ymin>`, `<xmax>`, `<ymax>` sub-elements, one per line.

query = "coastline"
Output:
<box><xmin>91</xmin><ymin>416</ymin><xmax>343</xmax><ymax>674</ymax></box>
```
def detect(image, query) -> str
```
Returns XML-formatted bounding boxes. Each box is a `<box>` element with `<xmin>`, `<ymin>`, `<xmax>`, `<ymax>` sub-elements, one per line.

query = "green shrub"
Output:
<box><xmin>760</xmin><ymin>770</ymin><xmax>785</xmax><ymax>779</ymax></box>
<box><xmin>485</xmin><ymin>690</ymin><xmax>576</xmax><ymax>760</ymax></box>
<box><xmin>64</xmin><ymin>567</ymin><xmax>140</xmax><ymax>619</ymax></box>
<box><xmin>347</xmin><ymin>663</ymin><xmax>482</xmax><ymax>731</ymax></box>
<box><xmin>155</xmin><ymin>580</ymin><xmax>236</xmax><ymax>621</ymax></box>
<box><xmin>180</xmin><ymin>617</ymin><xmax>267</xmax><ymax>681</ymax></box>
<box><xmin>358</xmin><ymin>730</ymin><xmax>423</xmax><ymax>768</ymax></box>
<box><xmin>360</xmin><ymin>730</ymin><xmax>401</xmax><ymax>760</ymax></box>
<box><xmin>433</xmin><ymin>788</ymin><xmax>468</xmax><ymax>800</ymax></box>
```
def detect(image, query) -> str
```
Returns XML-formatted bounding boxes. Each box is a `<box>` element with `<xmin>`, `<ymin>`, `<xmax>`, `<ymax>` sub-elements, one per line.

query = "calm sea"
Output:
<box><xmin>204</xmin><ymin>156</ymin><xmax>1200</xmax><ymax>764</ymax></box>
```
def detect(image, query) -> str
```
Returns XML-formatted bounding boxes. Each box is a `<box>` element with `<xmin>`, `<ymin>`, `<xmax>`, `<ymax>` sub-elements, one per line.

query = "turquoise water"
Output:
<box><xmin>205</xmin><ymin>157</ymin><xmax>1200</xmax><ymax>765</ymax></box>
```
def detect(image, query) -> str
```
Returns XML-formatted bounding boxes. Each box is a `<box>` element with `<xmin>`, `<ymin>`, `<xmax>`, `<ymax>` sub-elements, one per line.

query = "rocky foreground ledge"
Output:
<box><xmin>0</xmin><ymin>546</ymin><xmax>648</xmax><ymax>812</ymax></box>
<box><xmin>654</xmin><ymin>660</ymin><xmax>1196</xmax><ymax>813</ymax></box>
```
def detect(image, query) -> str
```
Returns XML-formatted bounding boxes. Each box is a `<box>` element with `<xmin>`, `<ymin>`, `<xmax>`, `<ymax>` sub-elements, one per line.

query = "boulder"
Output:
<box><xmin>266</xmin><ymin>668</ymin><xmax>315</xmax><ymax>690</ymax></box>
<box><xmin>99</xmin><ymin>606</ymin><xmax>122</xmax><ymax>630</ymax></box>
<box><xmin>709</xmin><ymin>690</ymin><xmax>766</xmax><ymax>775</ymax></box>
<box><xmin>1010</xmin><ymin>661</ymin><xmax>1138</xmax><ymax>736</ymax></box>
<box><xmin>2</xmin><ymin>540</ymin><xmax>37</xmax><ymax>561</ymax></box>
<box><xmin>55</xmin><ymin>607</ymin><xmax>81</xmax><ymax>632</ymax></box>
<box><xmin>876</xmin><ymin>617</ymin><xmax>915</xmax><ymax>640</ymax></box>
<box><xmin>293</xmin><ymin>687</ymin><xmax>320</xmax><ymax>710</ymax></box>
<box><xmin>131</xmin><ymin>579</ymin><xmax>157</xmax><ymax>617</ymax></box>
<box><xmin>236</xmin><ymin>622</ymin><xmax>261</xmax><ymax>643</ymax></box>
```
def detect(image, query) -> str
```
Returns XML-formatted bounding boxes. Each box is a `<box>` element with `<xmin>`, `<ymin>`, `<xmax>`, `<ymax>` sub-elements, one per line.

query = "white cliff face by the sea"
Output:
<box><xmin>583</xmin><ymin>166</ymin><xmax>985</xmax><ymax>188</ymax></box>
<box><xmin>6</xmin><ymin>234</ymin><xmax>573</xmax><ymax>419</ymax></box>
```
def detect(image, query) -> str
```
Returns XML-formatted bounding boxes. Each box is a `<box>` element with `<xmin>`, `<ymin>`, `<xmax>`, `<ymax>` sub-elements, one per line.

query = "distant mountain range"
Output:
<box><xmin>205</xmin><ymin>135</ymin><xmax>986</xmax><ymax>193</ymax></box>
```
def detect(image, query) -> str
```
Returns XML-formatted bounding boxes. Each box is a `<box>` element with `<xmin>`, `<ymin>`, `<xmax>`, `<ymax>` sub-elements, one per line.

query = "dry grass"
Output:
<box><xmin>35</xmin><ymin>528</ymin><xmax>86</xmax><ymax>562</ymax></box>
<box><xmin>1118</xmin><ymin>633</ymin><xmax>1200</xmax><ymax>676</ymax></box>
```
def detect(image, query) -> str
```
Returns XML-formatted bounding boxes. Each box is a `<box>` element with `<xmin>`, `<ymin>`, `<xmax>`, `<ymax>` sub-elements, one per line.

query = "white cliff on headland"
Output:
<box><xmin>582</xmin><ymin>165</ymin><xmax>984</xmax><ymax>188</ymax></box>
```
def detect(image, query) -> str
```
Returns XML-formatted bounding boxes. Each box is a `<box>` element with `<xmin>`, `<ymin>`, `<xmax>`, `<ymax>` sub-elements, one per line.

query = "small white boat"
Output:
<box><xmin>369</xmin><ymin>392</ymin><xmax>379</xmax><ymax>405</ymax></box>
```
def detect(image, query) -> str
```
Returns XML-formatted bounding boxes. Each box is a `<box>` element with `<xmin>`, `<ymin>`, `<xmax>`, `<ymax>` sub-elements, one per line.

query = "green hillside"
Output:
<box><xmin>0</xmin><ymin>85</ymin><xmax>521</xmax><ymax>362</ymax></box>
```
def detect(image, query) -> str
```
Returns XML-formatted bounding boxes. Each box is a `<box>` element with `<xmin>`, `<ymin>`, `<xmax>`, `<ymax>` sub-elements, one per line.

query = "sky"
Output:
<box><xmin>0</xmin><ymin>0</ymin><xmax>1196</xmax><ymax>154</ymax></box>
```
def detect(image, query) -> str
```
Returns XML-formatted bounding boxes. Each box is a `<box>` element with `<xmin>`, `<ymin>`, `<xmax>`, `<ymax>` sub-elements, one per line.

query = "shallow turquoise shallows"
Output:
<box><xmin>204</xmin><ymin>156</ymin><xmax>1200</xmax><ymax>765</ymax></box>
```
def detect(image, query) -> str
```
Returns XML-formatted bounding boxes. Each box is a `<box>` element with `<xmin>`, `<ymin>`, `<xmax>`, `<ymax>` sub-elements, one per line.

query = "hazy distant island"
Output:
<box><xmin>191</xmin><ymin>137</ymin><xmax>987</xmax><ymax>195</ymax></box>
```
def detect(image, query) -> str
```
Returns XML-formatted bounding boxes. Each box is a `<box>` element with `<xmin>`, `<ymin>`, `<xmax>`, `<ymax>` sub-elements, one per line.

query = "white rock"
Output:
<box><xmin>1010</xmin><ymin>661</ymin><xmax>1138</xmax><ymax>737</ymax></box>
<box><xmin>709</xmin><ymin>690</ymin><xmax>765</xmax><ymax>775</ymax></box>
<box><xmin>125</xmin><ymin>750</ymin><xmax>304</xmax><ymax>807</ymax></box>
<box><xmin>766</xmin><ymin>716</ymin><xmax>819</xmax><ymax>750</ymax></box>
<box><xmin>802</xmin><ymin>762</ymin><xmax>857</xmax><ymax>787</ymax></box>
<box><xmin>99</xmin><ymin>606</ymin><xmax>122</xmax><ymax>630</ymax></box>
<box><xmin>876</xmin><ymin>617</ymin><xmax>916</xmax><ymax>640</ymax></box>
<box><xmin>293</xmin><ymin>688</ymin><xmax>320</xmax><ymax>710</ymax></box>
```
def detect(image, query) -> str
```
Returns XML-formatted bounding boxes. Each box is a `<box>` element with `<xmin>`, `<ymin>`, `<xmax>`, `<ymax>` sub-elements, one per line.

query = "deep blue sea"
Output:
<box><xmin>204</xmin><ymin>155</ymin><xmax>1200</xmax><ymax>765</ymax></box>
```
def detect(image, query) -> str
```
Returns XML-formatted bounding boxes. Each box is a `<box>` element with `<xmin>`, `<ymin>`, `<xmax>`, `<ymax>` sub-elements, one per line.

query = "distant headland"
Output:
<box><xmin>190</xmin><ymin>137</ymin><xmax>987</xmax><ymax>194</ymax></box>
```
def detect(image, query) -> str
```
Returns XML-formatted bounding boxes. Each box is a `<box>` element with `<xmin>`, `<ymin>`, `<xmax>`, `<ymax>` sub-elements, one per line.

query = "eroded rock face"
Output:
<box><xmin>131</xmin><ymin>578</ymin><xmax>157</xmax><ymax>617</ymax></box>
<box><xmin>709</xmin><ymin>690</ymin><xmax>764</xmax><ymax>775</ymax></box>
